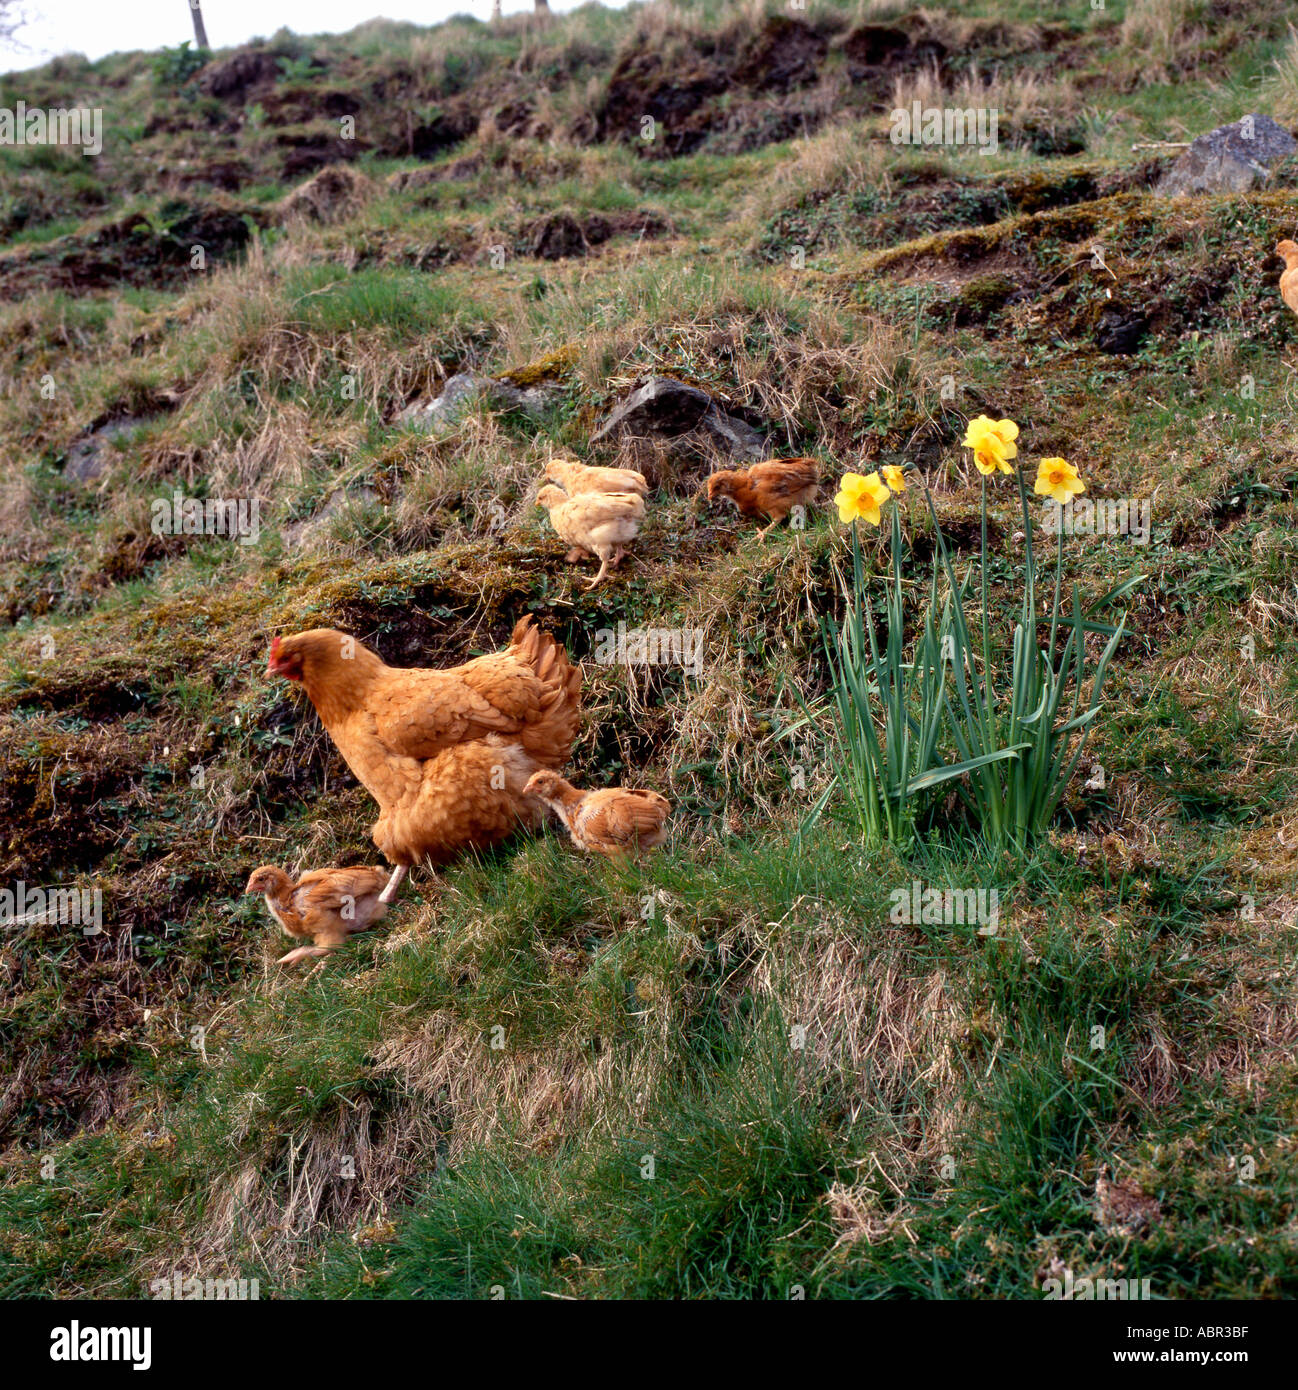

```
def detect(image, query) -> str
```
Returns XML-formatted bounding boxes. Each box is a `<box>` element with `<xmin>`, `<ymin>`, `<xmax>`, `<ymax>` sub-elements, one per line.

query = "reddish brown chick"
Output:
<box><xmin>703</xmin><ymin>458</ymin><xmax>820</xmax><ymax>539</ymax></box>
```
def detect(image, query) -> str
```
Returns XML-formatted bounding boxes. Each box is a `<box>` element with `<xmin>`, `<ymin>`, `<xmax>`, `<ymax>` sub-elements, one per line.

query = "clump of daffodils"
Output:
<box><xmin>814</xmin><ymin>412</ymin><xmax>1137</xmax><ymax>855</ymax></box>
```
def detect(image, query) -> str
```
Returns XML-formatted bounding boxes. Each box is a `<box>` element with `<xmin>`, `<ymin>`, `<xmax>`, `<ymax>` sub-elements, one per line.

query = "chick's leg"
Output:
<box><xmin>278</xmin><ymin>944</ymin><xmax>332</xmax><ymax>966</ymax></box>
<box><xmin>378</xmin><ymin>864</ymin><xmax>408</xmax><ymax>905</ymax></box>
<box><xmin>583</xmin><ymin>554</ymin><xmax>612</xmax><ymax>590</ymax></box>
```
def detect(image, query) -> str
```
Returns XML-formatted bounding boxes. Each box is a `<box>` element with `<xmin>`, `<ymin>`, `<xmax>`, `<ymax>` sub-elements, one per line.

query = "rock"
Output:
<box><xmin>592</xmin><ymin>375</ymin><xmax>766</xmax><ymax>458</ymax></box>
<box><xmin>592</xmin><ymin>376</ymin><xmax>714</xmax><ymax>442</ymax></box>
<box><xmin>399</xmin><ymin>371</ymin><xmax>564</xmax><ymax>430</ymax></box>
<box><xmin>700</xmin><ymin>407</ymin><xmax>766</xmax><ymax>460</ymax></box>
<box><xmin>1157</xmin><ymin>113</ymin><xmax>1296</xmax><ymax>196</ymax></box>
<box><xmin>64</xmin><ymin>418</ymin><xmax>151</xmax><ymax>484</ymax></box>
<box><xmin>1094</xmin><ymin>306</ymin><xmax>1148</xmax><ymax>355</ymax></box>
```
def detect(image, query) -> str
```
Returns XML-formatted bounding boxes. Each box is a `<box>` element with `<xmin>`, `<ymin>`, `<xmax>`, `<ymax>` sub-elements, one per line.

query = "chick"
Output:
<box><xmin>244</xmin><ymin>864</ymin><xmax>389</xmax><ymax>966</ymax></box>
<box><xmin>536</xmin><ymin>483</ymin><xmax>645</xmax><ymax>588</ymax></box>
<box><xmin>545</xmin><ymin>454</ymin><xmax>648</xmax><ymax>498</ymax></box>
<box><xmin>703</xmin><ymin>457</ymin><xmax>821</xmax><ymax>539</ymax></box>
<box><xmin>525</xmin><ymin>770</ymin><xmax>671</xmax><ymax>856</ymax></box>
<box><xmin>1277</xmin><ymin>239</ymin><xmax>1298</xmax><ymax>318</ymax></box>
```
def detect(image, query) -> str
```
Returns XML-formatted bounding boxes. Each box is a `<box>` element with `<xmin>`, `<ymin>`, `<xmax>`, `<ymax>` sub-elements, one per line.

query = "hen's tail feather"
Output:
<box><xmin>508</xmin><ymin>615</ymin><xmax>583</xmax><ymax>767</ymax></box>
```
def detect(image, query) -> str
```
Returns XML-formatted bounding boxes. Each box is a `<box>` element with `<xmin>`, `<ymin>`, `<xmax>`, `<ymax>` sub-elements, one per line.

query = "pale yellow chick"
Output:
<box><xmin>536</xmin><ymin>484</ymin><xmax>645</xmax><ymax>588</ymax></box>
<box><xmin>545</xmin><ymin>455</ymin><xmax>649</xmax><ymax>498</ymax></box>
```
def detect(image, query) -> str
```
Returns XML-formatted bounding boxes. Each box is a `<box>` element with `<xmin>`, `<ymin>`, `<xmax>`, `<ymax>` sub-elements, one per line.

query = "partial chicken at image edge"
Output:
<box><xmin>1277</xmin><ymin>238</ymin><xmax>1298</xmax><ymax>317</ymax></box>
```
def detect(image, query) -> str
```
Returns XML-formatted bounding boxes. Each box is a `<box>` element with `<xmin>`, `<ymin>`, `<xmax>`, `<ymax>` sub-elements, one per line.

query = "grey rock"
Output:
<box><xmin>591</xmin><ymin>375</ymin><xmax>715</xmax><ymax>442</ymax></box>
<box><xmin>592</xmin><ymin>374</ymin><xmax>767</xmax><ymax>458</ymax></box>
<box><xmin>1157</xmin><ymin>113</ymin><xmax>1296</xmax><ymax>197</ymax></box>
<box><xmin>700</xmin><ymin>406</ymin><xmax>767</xmax><ymax>460</ymax></box>
<box><xmin>64</xmin><ymin>417</ymin><xmax>151</xmax><ymax>484</ymax></box>
<box><xmin>400</xmin><ymin>371</ymin><xmax>562</xmax><ymax>430</ymax></box>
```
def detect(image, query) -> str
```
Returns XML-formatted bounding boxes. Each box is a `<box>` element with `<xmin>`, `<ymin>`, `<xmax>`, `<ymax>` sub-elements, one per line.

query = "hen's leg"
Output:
<box><xmin>583</xmin><ymin>555</ymin><xmax>612</xmax><ymax>589</ymax></box>
<box><xmin>378</xmin><ymin>864</ymin><xmax>408</xmax><ymax>905</ymax></box>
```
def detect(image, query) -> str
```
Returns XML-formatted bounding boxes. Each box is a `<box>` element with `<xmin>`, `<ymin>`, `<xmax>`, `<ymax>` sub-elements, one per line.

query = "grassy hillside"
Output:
<box><xmin>1</xmin><ymin>0</ymin><xmax>1296</xmax><ymax>1299</ymax></box>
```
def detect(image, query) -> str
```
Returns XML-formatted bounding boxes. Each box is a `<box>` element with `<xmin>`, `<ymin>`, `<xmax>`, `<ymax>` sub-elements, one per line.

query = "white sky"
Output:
<box><xmin>1</xmin><ymin>1</ymin><xmax>615</xmax><ymax>70</ymax></box>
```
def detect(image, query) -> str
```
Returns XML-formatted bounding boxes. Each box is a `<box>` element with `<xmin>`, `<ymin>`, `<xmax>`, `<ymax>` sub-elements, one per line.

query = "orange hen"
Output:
<box><xmin>245</xmin><ymin>864</ymin><xmax>389</xmax><ymax>965</ymax></box>
<box><xmin>703</xmin><ymin>457</ymin><xmax>820</xmax><ymax>539</ymax></box>
<box><xmin>268</xmin><ymin>617</ymin><xmax>582</xmax><ymax>901</ymax></box>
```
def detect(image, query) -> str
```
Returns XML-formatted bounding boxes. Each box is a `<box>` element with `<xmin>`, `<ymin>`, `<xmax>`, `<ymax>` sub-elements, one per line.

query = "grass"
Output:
<box><xmin>0</xmin><ymin>0</ymin><xmax>1296</xmax><ymax>1301</ymax></box>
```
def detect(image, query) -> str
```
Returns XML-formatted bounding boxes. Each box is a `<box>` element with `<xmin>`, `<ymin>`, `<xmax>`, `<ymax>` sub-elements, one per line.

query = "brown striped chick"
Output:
<box><xmin>524</xmin><ymin>770</ymin><xmax>670</xmax><ymax>856</ymax></box>
<box><xmin>536</xmin><ymin>484</ymin><xmax>645</xmax><ymax>588</ymax></box>
<box><xmin>544</xmin><ymin>454</ymin><xmax>649</xmax><ymax>498</ymax></box>
<box><xmin>244</xmin><ymin>864</ymin><xmax>389</xmax><ymax>966</ymax></box>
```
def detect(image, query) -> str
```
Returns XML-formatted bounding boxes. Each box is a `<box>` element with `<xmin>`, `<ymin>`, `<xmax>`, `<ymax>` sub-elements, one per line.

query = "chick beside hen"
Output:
<box><xmin>245</xmin><ymin>864</ymin><xmax>389</xmax><ymax>965</ymax></box>
<box><xmin>268</xmin><ymin>616</ymin><xmax>582</xmax><ymax>903</ymax></box>
<box><xmin>704</xmin><ymin>457</ymin><xmax>820</xmax><ymax>539</ymax></box>
<box><xmin>1277</xmin><ymin>239</ymin><xmax>1298</xmax><ymax>318</ymax></box>
<box><xmin>524</xmin><ymin>770</ymin><xmax>671</xmax><ymax>856</ymax></box>
<box><xmin>536</xmin><ymin>484</ymin><xmax>645</xmax><ymax>588</ymax></box>
<box><xmin>545</xmin><ymin>454</ymin><xmax>648</xmax><ymax>498</ymax></box>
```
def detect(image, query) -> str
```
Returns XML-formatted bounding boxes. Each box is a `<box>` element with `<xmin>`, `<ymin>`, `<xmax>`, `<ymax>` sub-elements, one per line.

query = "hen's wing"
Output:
<box><xmin>367</xmin><ymin>658</ymin><xmax>548</xmax><ymax>759</ymax></box>
<box><xmin>366</xmin><ymin>621</ymin><xmax>575</xmax><ymax>761</ymax></box>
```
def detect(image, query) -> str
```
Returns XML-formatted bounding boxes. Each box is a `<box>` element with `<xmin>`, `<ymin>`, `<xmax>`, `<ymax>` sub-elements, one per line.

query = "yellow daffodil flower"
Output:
<box><xmin>962</xmin><ymin>415</ymin><xmax>1019</xmax><ymax>476</ymax></box>
<box><xmin>881</xmin><ymin>464</ymin><xmax>907</xmax><ymax>493</ymax></box>
<box><xmin>835</xmin><ymin>471</ymin><xmax>893</xmax><ymax>526</ymax></box>
<box><xmin>1033</xmin><ymin>457</ymin><xmax>1086</xmax><ymax>507</ymax></box>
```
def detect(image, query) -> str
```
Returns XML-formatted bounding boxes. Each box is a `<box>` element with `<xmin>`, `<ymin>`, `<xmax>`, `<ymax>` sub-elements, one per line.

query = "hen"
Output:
<box><xmin>524</xmin><ymin>770</ymin><xmax>670</xmax><ymax>856</ymax></box>
<box><xmin>268</xmin><ymin>617</ymin><xmax>582</xmax><ymax>902</ymax></box>
<box><xmin>244</xmin><ymin>864</ymin><xmax>389</xmax><ymax>966</ymax></box>
<box><xmin>536</xmin><ymin>484</ymin><xmax>645</xmax><ymax>588</ymax></box>
<box><xmin>1278</xmin><ymin>239</ymin><xmax>1298</xmax><ymax>318</ymax></box>
<box><xmin>703</xmin><ymin>457</ymin><xmax>820</xmax><ymax>539</ymax></box>
<box><xmin>545</xmin><ymin>454</ymin><xmax>648</xmax><ymax>498</ymax></box>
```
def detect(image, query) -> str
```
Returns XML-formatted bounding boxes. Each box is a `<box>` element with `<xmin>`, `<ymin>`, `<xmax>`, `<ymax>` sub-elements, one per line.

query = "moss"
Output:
<box><xmin>498</xmin><ymin>342</ymin><xmax>580</xmax><ymax>387</ymax></box>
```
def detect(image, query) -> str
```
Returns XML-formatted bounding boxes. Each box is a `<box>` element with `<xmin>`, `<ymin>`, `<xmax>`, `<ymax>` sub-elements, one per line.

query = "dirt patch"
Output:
<box><xmin>279</xmin><ymin>164</ymin><xmax>378</xmax><ymax>224</ymax></box>
<box><xmin>197</xmin><ymin>48</ymin><xmax>283</xmax><ymax>102</ymax></box>
<box><xmin>732</xmin><ymin>16</ymin><xmax>828</xmax><ymax>94</ymax></box>
<box><xmin>0</xmin><ymin>205</ymin><xmax>255</xmax><ymax>300</ymax></box>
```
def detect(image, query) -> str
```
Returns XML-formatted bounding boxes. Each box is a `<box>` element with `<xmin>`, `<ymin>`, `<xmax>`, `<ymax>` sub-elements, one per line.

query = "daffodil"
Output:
<box><xmin>881</xmin><ymin>464</ymin><xmax>907</xmax><ymax>493</ymax></box>
<box><xmin>962</xmin><ymin>415</ymin><xmax>1018</xmax><ymax>476</ymax></box>
<box><xmin>835</xmin><ymin>471</ymin><xmax>892</xmax><ymax>526</ymax></box>
<box><xmin>1033</xmin><ymin>457</ymin><xmax>1086</xmax><ymax>507</ymax></box>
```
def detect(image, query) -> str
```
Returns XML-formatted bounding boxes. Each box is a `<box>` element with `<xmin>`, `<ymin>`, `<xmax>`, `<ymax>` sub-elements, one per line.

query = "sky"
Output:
<box><xmin>0</xmin><ymin>0</ymin><xmax>614</xmax><ymax>70</ymax></box>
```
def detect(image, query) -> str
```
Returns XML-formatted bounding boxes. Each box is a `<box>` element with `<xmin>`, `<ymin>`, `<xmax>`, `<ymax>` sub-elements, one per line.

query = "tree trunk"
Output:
<box><xmin>189</xmin><ymin>1</ymin><xmax>210</xmax><ymax>49</ymax></box>
<box><xmin>534</xmin><ymin>0</ymin><xmax>550</xmax><ymax>14</ymax></box>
